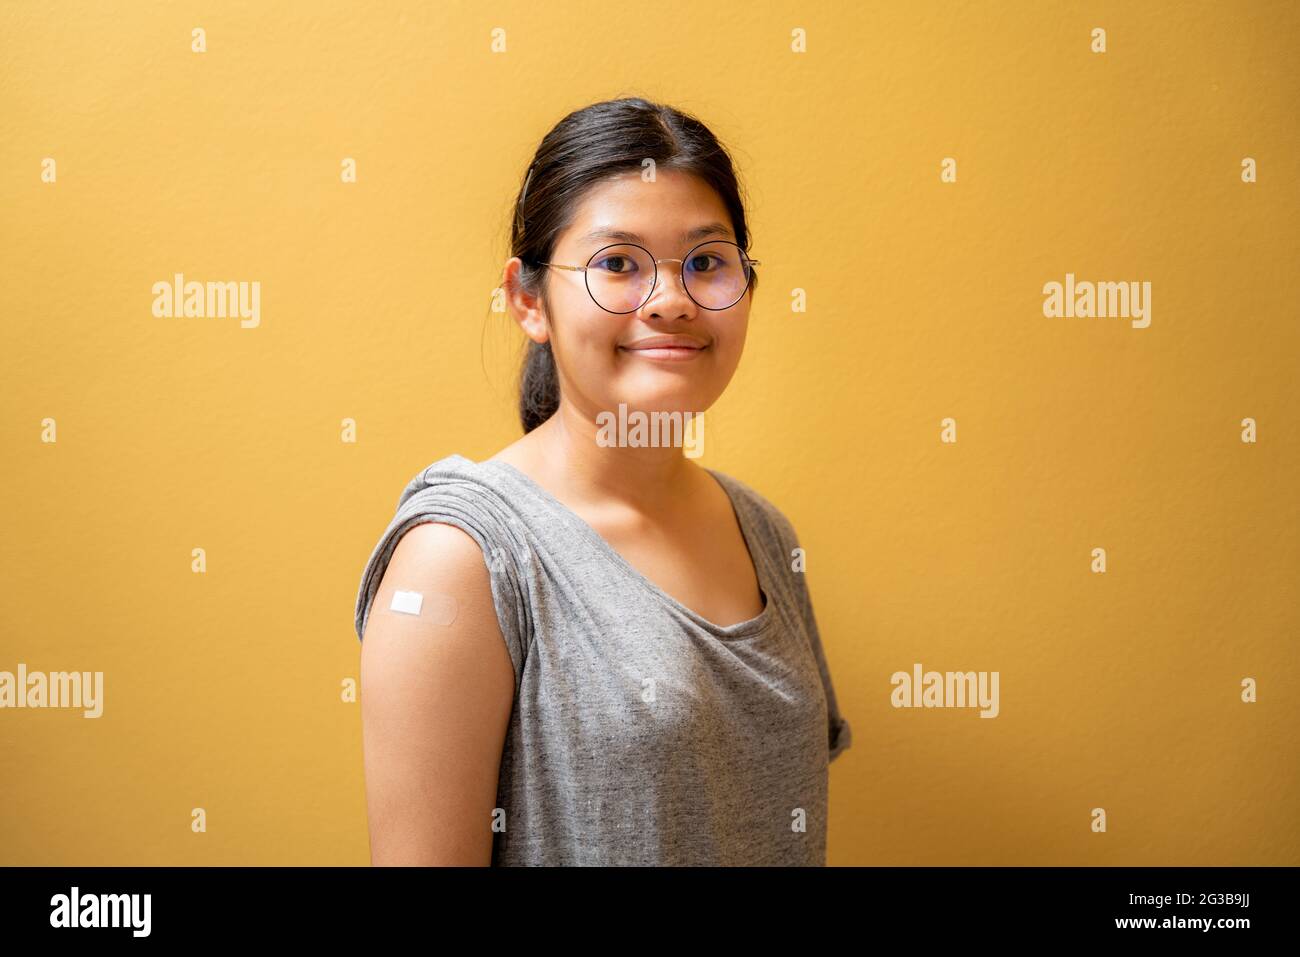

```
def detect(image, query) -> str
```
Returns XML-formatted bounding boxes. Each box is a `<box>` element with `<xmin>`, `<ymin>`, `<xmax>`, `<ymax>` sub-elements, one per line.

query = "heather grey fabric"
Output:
<box><xmin>354</xmin><ymin>453</ymin><xmax>852</xmax><ymax>866</ymax></box>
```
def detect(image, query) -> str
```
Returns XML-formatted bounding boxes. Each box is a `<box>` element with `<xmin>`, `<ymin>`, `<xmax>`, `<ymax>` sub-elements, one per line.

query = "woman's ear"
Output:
<box><xmin>503</xmin><ymin>257</ymin><xmax>550</xmax><ymax>345</ymax></box>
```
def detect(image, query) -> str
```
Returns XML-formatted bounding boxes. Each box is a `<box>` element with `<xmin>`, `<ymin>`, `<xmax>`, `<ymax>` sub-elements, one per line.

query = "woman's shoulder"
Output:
<box><xmin>355</xmin><ymin>453</ymin><xmax>533</xmax><ymax>648</ymax></box>
<box><xmin>387</xmin><ymin>453</ymin><xmax>516</xmax><ymax>513</ymax></box>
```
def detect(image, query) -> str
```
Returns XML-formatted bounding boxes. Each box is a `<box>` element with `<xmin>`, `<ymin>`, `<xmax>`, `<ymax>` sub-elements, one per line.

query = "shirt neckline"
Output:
<box><xmin>455</xmin><ymin>454</ymin><xmax>775</xmax><ymax>640</ymax></box>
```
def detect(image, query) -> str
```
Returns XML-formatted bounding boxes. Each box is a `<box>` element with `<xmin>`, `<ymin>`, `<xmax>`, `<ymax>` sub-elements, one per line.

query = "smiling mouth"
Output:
<box><xmin>618</xmin><ymin>344</ymin><xmax>709</xmax><ymax>362</ymax></box>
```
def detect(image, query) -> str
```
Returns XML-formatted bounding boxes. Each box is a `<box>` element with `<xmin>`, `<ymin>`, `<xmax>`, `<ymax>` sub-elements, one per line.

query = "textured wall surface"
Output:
<box><xmin>1</xmin><ymin>0</ymin><xmax>1296</xmax><ymax>865</ymax></box>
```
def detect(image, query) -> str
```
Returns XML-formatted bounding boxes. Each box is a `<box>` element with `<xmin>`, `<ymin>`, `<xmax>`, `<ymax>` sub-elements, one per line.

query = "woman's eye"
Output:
<box><xmin>596</xmin><ymin>256</ymin><xmax>635</xmax><ymax>273</ymax></box>
<box><xmin>688</xmin><ymin>255</ymin><xmax>719</xmax><ymax>272</ymax></box>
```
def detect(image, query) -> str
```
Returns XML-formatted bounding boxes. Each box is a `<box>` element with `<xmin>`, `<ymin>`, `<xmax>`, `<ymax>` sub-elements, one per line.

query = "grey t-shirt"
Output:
<box><xmin>354</xmin><ymin>453</ymin><xmax>852</xmax><ymax>866</ymax></box>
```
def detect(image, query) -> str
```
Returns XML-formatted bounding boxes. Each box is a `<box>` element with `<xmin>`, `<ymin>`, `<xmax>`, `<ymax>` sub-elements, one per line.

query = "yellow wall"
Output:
<box><xmin>2</xmin><ymin>0</ymin><xmax>1296</xmax><ymax>865</ymax></box>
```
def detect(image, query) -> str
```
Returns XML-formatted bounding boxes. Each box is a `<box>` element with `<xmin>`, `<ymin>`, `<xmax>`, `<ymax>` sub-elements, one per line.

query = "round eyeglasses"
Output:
<box><xmin>536</xmin><ymin>240</ymin><xmax>760</xmax><ymax>314</ymax></box>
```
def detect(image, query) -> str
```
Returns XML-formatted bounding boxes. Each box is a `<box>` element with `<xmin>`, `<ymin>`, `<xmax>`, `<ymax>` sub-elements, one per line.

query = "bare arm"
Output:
<box><xmin>359</xmin><ymin>521</ymin><xmax>516</xmax><ymax>865</ymax></box>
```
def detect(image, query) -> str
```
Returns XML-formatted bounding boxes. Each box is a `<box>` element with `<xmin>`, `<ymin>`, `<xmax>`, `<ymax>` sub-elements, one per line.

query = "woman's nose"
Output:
<box><xmin>642</xmin><ymin>267</ymin><xmax>695</xmax><ymax>316</ymax></box>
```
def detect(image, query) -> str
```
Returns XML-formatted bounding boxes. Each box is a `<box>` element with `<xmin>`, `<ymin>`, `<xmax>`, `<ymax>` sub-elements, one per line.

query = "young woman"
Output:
<box><xmin>354</xmin><ymin>97</ymin><xmax>851</xmax><ymax>866</ymax></box>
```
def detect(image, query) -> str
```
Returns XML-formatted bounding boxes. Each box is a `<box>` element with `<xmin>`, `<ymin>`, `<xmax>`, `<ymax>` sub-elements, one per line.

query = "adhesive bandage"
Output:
<box><xmin>390</xmin><ymin>590</ymin><xmax>424</xmax><ymax>615</ymax></box>
<box><xmin>377</xmin><ymin>586</ymin><xmax>459</xmax><ymax>625</ymax></box>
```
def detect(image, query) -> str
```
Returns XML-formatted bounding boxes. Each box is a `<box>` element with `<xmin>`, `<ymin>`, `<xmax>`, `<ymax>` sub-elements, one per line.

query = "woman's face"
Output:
<box><xmin>515</xmin><ymin>169</ymin><xmax>754</xmax><ymax>423</ymax></box>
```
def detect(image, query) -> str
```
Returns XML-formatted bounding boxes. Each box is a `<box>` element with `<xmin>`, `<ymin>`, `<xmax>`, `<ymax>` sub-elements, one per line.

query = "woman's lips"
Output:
<box><xmin>619</xmin><ymin>344</ymin><xmax>708</xmax><ymax>362</ymax></box>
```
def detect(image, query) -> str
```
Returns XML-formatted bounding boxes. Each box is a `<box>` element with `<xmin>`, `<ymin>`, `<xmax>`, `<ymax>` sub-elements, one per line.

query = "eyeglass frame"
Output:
<box><xmin>535</xmin><ymin>239</ymin><xmax>761</xmax><ymax>314</ymax></box>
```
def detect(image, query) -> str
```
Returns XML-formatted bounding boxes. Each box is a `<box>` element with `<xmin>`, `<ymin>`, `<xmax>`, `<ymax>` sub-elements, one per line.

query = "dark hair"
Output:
<box><xmin>508</xmin><ymin>97</ymin><xmax>758</xmax><ymax>434</ymax></box>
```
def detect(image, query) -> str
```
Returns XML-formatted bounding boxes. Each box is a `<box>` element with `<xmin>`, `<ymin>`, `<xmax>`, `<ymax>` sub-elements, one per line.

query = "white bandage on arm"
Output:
<box><xmin>389</xmin><ymin>589</ymin><xmax>424</xmax><ymax>615</ymax></box>
<box><xmin>376</xmin><ymin>585</ymin><xmax>459</xmax><ymax>625</ymax></box>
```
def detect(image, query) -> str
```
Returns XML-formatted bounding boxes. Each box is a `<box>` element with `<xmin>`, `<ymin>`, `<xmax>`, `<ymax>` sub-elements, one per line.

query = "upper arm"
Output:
<box><xmin>359</xmin><ymin>520</ymin><xmax>516</xmax><ymax>866</ymax></box>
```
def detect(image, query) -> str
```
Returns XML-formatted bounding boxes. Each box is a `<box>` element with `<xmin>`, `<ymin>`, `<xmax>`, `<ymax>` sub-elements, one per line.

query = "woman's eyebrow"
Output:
<box><xmin>577</xmin><ymin>222</ymin><xmax>734</xmax><ymax>245</ymax></box>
